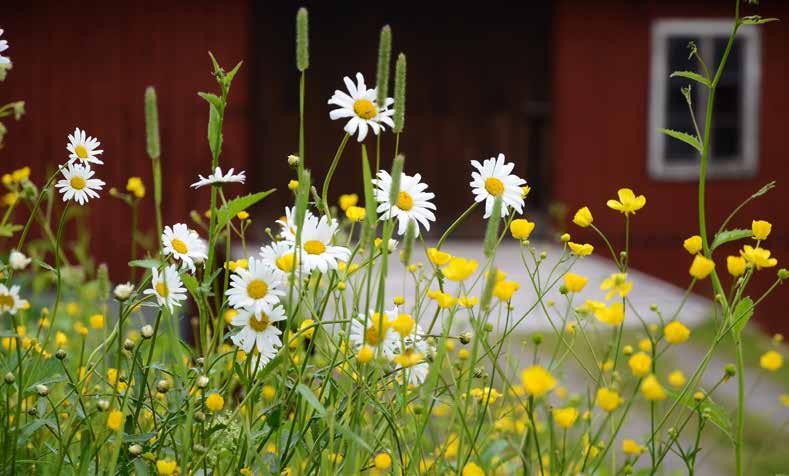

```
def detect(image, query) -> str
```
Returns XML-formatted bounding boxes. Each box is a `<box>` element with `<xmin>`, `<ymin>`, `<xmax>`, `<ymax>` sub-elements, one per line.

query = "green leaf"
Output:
<box><xmin>34</xmin><ymin>259</ymin><xmax>56</xmax><ymax>273</ymax></box>
<box><xmin>224</xmin><ymin>61</ymin><xmax>243</xmax><ymax>88</ymax></box>
<box><xmin>0</xmin><ymin>224</ymin><xmax>22</xmax><ymax>237</ymax></box>
<box><xmin>740</xmin><ymin>16</ymin><xmax>779</xmax><ymax>25</ymax></box>
<box><xmin>711</xmin><ymin>228</ymin><xmax>752</xmax><ymax>251</ymax></box>
<box><xmin>659</xmin><ymin>128</ymin><xmax>702</xmax><ymax>153</ymax></box>
<box><xmin>335</xmin><ymin>423</ymin><xmax>372</xmax><ymax>452</ymax></box>
<box><xmin>207</xmin><ymin>102</ymin><xmax>223</xmax><ymax>161</ymax></box>
<box><xmin>129</xmin><ymin>259</ymin><xmax>161</xmax><ymax>269</ymax></box>
<box><xmin>670</xmin><ymin>70</ymin><xmax>711</xmax><ymax>87</ymax></box>
<box><xmin>215</xmin><ymin>190</ymin><xmax>275</xmax><ymax>231</ymax></box>
<box><xmin>197</xmin><ymin>92</ymin><xmax>222</xmax><ymax>111</ymax></box>
<box><xmin>667</xmin><ymin>389</ymin><xmax>733</xmax><ymax>441</ymax></box>
<box><xmin>295</xmin><ymin>383</ymin><xmax>325</xmax><ymax>417</ymax></box>
<box><xmin>732</xmin><ymin>297</ymin><xmax>754</xmax><ymax>335</ymax></box>
<box><xmin>181</xmin><ymin>273</ymin><xmax>199</xmax><ymax>300</ymax></box>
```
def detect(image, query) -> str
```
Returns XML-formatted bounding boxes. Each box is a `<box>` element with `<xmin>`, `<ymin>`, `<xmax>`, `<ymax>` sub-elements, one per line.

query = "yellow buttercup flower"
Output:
<box><xmin>760</xmin><ymin>350</ymin><xmax>783</xmax><ymax>371</ymax></box>
<box><xmin>563</xmin><ymin>272</ymin><xmax>588</xmax><ymax>293</ymax></box>
<box><xmin>345</xmin><ymin>206</ymin><xmax>366</xmax><ymax>222</ymax></box>
<box><xmin>469</xmin><ymin>387</ymin><xmax>502</xmax><ymax>404</ymax></box>
<box><xmin>572</xmin><ymin>206</ymin><xmax>593</xmax><ymax>227</ymax></box>
<box><xmin>622</xmin><ymin>439</ymin><xmax>644</xmax><ymax>455</ymax></box>
<box><xmin>11</xmin><ymin>166</ymin><xmax>31</xmax><ymax>183</ymax></box>
<box><xmin>205</xmin><ymin>392</ymin><xmax>225</xmax><ymax>412</ymax></box>
<box><xmin>126</xmin><ymin>177</ymin><xmax>146</xmax><ymax>198</ymax></box>
<box><xmin>727</xmin><ymin>255</ymin><xmax>746</xmax><ymax>277</ymax></box>
<box><xmin>2</xmin><ymin>192</ymin><xmax>17</xmax><ymax>207</ymax></box>
<box><xmin>664</xmin><ymin>321</ymin><xmax>690</xmax><ymax>345</ymax></box>
<box><xmin>751</xmin><ymin>220</ymin><xmax>772</xmax><ymax>241</ymax></box>
<box><xmin>427</xmin><ymin>247</ymin><xmax>452</xmax><ymax>266</ymax></box>
<box><xmin>462</xmin><ymin>462</ymin><xmax>485</xmax><ymax>476</ymax></box>
<box><xmin>640</xmin><ymin>374</ymin><xmax>667</xmax><ymax>401</ymax></box>
<box><xmin>374</xmin><ymin>452</ymin><xmax>392</xmax><ymax>470</ymax></box>
<box><xmin>459</xmin><ymin>295</ymin><xmax>478</xmax><ymax>308</ymax></box>
<box><xmin>600</xmin><ymin>273</ymin><xmax>632</xmax><ymax>300</ymax></box>
<box><xmin>595</xmin><ymin>387</ymin><xmax>623</xmax><ymax>412</ymax></box>
<box><xmin>510</xmin><ymin>218</ymin><xmax>535</xmax><ymax>240</ymax></box>
<box><xmin>521</xmin><ymin>365</ymin><xmax>557</xmax><ymax>398</ymax></box>
<box><xmin>236</xmin><ymin>211</ymin><xmax>250</xmax><ymax>220</ymax></box>
<box><xmin>428</xmin><ymin>289</ymin><xmax>457</xmax><ymax>309</ymax></box>
<box><xmin>493</xmin><ymin>280</ymin><xmax>520</xmax><ymax>301</ymax></box>
<box><xmin>568</xmin><ymin>242</ymin><xmax>594</xmax><ymax>257</ymax></box>
<box><xmin>594</xmin><ymin>302</ymin><xmax>624</xmax><ymax>326</ymax></box>
<box><xmin>262</xmin><ymin>385</ymin><xmax>277</xmax><ymax>401</ymax></box>
<box><xmin>106</xmin><ymin>409</ymin><xmax>123</xmax><ymax>431</ymax></box>
<box><xmin>683</xmin><ymin>235</ymin><xmax>702</xmax><ymax>255</ymax></box>
<box><xmin>606</xmin><ymin>188</ymin><xmax>646</xmax><ymax>215</ymax></box>
<box><xmin>553</xmin><ymin>407</ymin><xmax>579</xmax><ymax>428</ymax></box>
<box><xmin>668</xmin><ymin>370</ymin><xmax>686</xmax><ymax>388</ymax></box>
<box><xmin>442</xmin><ymin>257</ymin><xmax>478</xmax><ymax>282</ymax></box>
<box><xmin>156</xmin><ymin>459</ymin><xmax>177</xmax><ymax>476</ymax></box>
<box><xmin>392</xmin><ymin>313</ymin><xmax>415</xmax><ymax>337</ymax></box>
<box><xmin>628</xmin><ymin>352</ymin><xmax>652</xmax><ymax>377</ymax></box>
<box><xmin>741</xmin><ymin>245</ymin><xmax>778</xmax><ymax>270</ymax></box>
<box><xmin>357</xmin><ymin>345</ymin><xmax>374</xmax><ymax>364</ymax></box>
<box><xmin>287</xmin><ymin>180</ymin><xmax>299</xmax><ymax>191</ymax></box>
<box><xmin>89</xmin><ymin>314</ymin><xmax>105</xmax><ymax>329</ymax></box>
<box><xmin>338</xmin><ymin>193</ymin><xmax>358</xmax><ymax>211</ymax></box>
<box><xmin>638</xmin><ymin>338</ymin><xmax>652</xmax><ymax>353</ymax></box>
<box><xmin>689</xmin><ymin>255</ymin><xmax>715</xmax><ymax>279</ymax></box>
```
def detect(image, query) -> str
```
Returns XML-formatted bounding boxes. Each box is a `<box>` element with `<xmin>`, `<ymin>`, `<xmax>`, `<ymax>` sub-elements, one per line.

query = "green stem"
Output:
<box><xmin>321</xmin><ymin>133</ymin><xmax>351</xmax><ymax>219</ymax></box>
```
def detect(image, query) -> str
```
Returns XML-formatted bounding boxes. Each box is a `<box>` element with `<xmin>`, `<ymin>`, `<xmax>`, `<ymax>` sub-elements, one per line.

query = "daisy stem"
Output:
<box><xmin>131</xmin><ymin>310</ymin><xmax>163</xmax><ymax>425</ymax></box>
<box><xmin>320</xmin><ymin>133</ymin><xmax>350</xmax><ymax>219</ymax></box>
<box><xmin>436</xmin><ymin>202</ymin><xmax>479</xmax><ymax>250</ymax></box>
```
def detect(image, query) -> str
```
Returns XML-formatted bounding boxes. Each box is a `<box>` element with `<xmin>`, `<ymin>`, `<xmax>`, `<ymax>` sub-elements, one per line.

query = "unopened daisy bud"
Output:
<box><xmin>288</xmin><ymin>180</ymin><xmax>299</xmax><ymax>191</ymax></box>
<box><xmin>5</xmin><ymin>372</ymin><xmax>15</xmax><ymax>384</ymax></box>
<box><xmin>473</xmin><ymin>367</ymin><xmax>484</xmax><ymax>378</ymax></box>
<box><xmin>123</xmin><ymin>339</ymin><xmax>134</xmax><ymax>351</ymax></box>
<box><xmin>145</xmin><ymin>87</ymin><xmax>161</xmax><ymax>160</ymax></box>
<box><xmin>388</xmin><ymin>155</ymin><xmax>405</xmax><ymax>205</ymax></box>
<box><xmin>483</xmin><ymin>197</ymin><xmax>502</xmax><ymax>258</ymax></box>
<box><xmin>156</xmin><ymin>379</ymin><xmax>170</xmax><ymax>394</ymax></box>
<box><xmin>28</xmin><ymin>407</ymin><xmax>37</xmax><ymax>417</ymax></box>
<box><xmin>196</xmin><ymin>376</ymin><xmax>209</xmax><ymax>388</ymax></box>
<box><xmin>36</xmin><ymin>384</ymin><xmax>49</xmax><ymax>397</ymax></box>
<box><xmin>376</xmin><ymin>26</ymin><xmax>392</xmax><ymax>106</ymax></box>
<box><xmin>459</xmin><ymin>332</ymin><xmax>472</xmax><ymax>345</ymax></box>
<box><xmin>114</xmin><ymin>282</ymin><xmax>134</xmax><ymax>301</ymax></box>
<box><xmin>97</xmin><ymin>399</ymin><xmax>110</xmax><ymax>411</ymax></box>
<box><xmin>287</xmin><ymin>154</ymin><xmax>300</xmax><ymax>166</ymax></box>
<box><xmin>194</xmin><ymin>411</ymin><xmax>206</xmax><ymax>422</ymax></box>
<box><xmin>129</xmin><ymin>444</ymin><xmax>143</xmax><ymax>456</ymax></box>
<box><xmin>195</xmin><ymin>357</ymin><xmax>205</xmax><ymax>367</ymax></box>
<box><xmin>393</xmin><ymin>53</ymin><xmax>406</xmax><ymax>133</ymax></box>
<box><xmin>724</xmin><ymin>363</ymin><xmax>736</xmax><ymax>378</ymax></box>
<box><xmin>141</xmin><ymin>325</ymin><xmax>154</xmax><ymax>339</ymax></box>
<box><xmin>55</xmin><ymin>349</ymin><xmax>67</xmax><ymax>360</ymax></box>
<box><xmin>295</xmin><ymin>8</ymin><xmax>309</xmax><ymax>72</ymax></box>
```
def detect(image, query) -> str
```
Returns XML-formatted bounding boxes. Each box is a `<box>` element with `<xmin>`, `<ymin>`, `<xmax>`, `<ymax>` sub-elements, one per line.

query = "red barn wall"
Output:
<box><xmin>0</xmin><ymin>1</ymin><xmax>251</xmax><ymax>276</ymax></box>
<box><xmin>553</xmin><ymin>0</ymin><xmax>788</xmax><ymax>333</ymax></box>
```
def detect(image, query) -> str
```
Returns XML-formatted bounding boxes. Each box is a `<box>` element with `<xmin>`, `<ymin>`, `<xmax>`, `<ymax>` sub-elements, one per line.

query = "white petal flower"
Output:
<box><xmin>226</xmin><ymin>257</ymin><xmax>285</xmax><ymax>314</ymax></box>
<box><xmin>0</xmin><ymin>284</ymin><xmax>28</xmax><ymax>315</ymax></box>
<box><xmin>190</xmin><ymin>167</ymin><xmax>246</xmax><ymax>189</ymax></box>
<box><xmin>328</xmin><ymin>72</ymin><xmax>394</xmax><ymax>142</ymax></box>
<box><xmin>373</xmin><ymin>170</ymin><xmax>436</xmax><ymax>236</ymax></box>
<box><xmin>9</xmin><ymin>250</ymin><xmax>31</xmax><ymax>270</ymax></box>
<box><xmin>162</xmin><ymin>224</ymin><xmax>207</xmax><ymax>273</ymax></box>
<box><xmin>0</xmin><ymin>29</ymin><xmax>10</xmax><ymax>65</ymax></box>
<box><xmin>66</xmin><ymin>128</ymin><xmax>104</xmax><ymax>165</ymax></box>
<box><xmin>259</xmin><ymin>241</ymin><xmax>299</xmax><ymax>276</ymax></box>
<box><xmin>55</xmin><ymin>163</ymin><xmax>105</xmax><ymax>205</ymax></box>
<box><xmin>229</xmin><ymin>303</ymin><xmax>286</xmax><ymax>366</ymax></box>
<box><xmin>143</xmin><ymin>265</ymin><xmax>187</xmax><ymax>313</ymax></box>
<box><xmin>470</xmin><ymin>153</ymin><xmax>527</xmax><ymax>219</ymax></box>
<box><xmin>393</xmin><ymin>324</ymin><xmax>432</xmax><ymax>386</ymax></box>
<box><xmin>287</xmin><ymin>214</ymin><xmax>351</xmax><ymax>274</ymax></box>
<box><xmin>113</xmin><ymin>282</ymin><xmax>134</xmax><ymax>301</ymax></box>
<box><xmin>276</xmin><ymin>206</ymin><xmax>316</xmax><ymax>242</ymax></box>
<box><xmin>349</xmin><ymin>308</ymin><xmax>400</xmax><ymax>360</ymax></box>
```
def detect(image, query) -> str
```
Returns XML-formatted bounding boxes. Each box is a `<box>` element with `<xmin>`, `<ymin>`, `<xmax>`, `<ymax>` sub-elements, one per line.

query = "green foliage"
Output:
<box><xmin>659</xmin><ymin>128</ymin><xmax>702</xmax><ymax>152</ymax></box>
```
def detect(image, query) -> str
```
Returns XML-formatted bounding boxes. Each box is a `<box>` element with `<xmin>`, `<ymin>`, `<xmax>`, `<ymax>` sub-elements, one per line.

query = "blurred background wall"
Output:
<box><xmin>0</xmin><ymin>0</ymin><xmax>785</xmax><ymax>332</ymax></box>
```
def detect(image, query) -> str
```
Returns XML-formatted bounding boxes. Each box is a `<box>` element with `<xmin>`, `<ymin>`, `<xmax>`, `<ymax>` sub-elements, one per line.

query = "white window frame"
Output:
<box><xmin>648</xmin><ymin>19</ymin><xmax>761</xmax><ymax>180</ymax></box>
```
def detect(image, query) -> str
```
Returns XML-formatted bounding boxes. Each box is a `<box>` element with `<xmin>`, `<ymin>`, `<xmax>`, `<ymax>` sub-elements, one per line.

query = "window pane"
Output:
<box><xmin>664</xmin><ymin>36</ymin><xmax>700</xmax><ymax>163</ymax></box>
<box><xmin>710</xmin><ymin>38</ymin><xmax>742</xmax><ymax>161</ymax></box>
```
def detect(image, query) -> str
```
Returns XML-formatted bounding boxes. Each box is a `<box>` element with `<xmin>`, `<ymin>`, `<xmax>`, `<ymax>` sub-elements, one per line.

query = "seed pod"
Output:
<box><xmin>296</xmin><ymin>8</ymin><xmax>310</xmax><ymax>72</ymax></box>
<box><xmin>393</xmin><ymin>53</ymin><xmax>406</xmax><ymax>133</ymax></box>
<box><xmin>144</xmin><ymin>87</ymin><xmax>161</xmax><ymax>160</ymax></box>
<box><xmin>376</xmin><ymin>26</ymin><xmax>392</xmax><ymax>106</ymax></box>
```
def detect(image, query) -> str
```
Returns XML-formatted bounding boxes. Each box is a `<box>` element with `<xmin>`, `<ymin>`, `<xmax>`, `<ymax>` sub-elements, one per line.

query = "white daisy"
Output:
<box><xmin>143</xmin><ymin>265</ymin><xmax>187</xmax><ymax>313</ymax></box>
<box><xmin>328</xmin><ymin>72</ymin><xmax>395</xmax><ymax>142</ymax></box>
<box><xmin>0</xmin><ymin>284</ymin><xmax>28</xmax><ymax>315</ymax></box>
<box><xmin>373</xmin><ymin>170</ymin><xmax>436</xmax><ymax>236</ymax></box>
<box><xmin>66</xmin><ymin>128</ymin><xmax>104</xmax><ymax>165</ymax></box>
<box><xmin>226</xmin><ymin>257</ymin><xmax>285</xmax><ymax>314</ymax></box>
<box><xmin>349</xmin><ymin>308</ymin><xmax>400</xmax><ymax>360</ymax></box>
<box><xmin>288</xmin><ymin>214</ymin><xmax>351</xmax><ymax>274</ymax></box>
<box><xmin>162</xmin><ymin>223</ymin><xmax>207</xmax><ymax>272</ymax></box>
<box><xmin>55</xmin><ymin>163</ymin><xmax>105</xmax><ymax>205</ymax></box>
<box><xmin>259</xmin><ymin>240</ymin><xmax>300</xmax><ymax>276</ymax></box>
<box><xmin>394</xmin><ymin>326</ymin><xmax>432</xmax><ymax>386</ymax></box>
<box><xmin>0</xmin><ymin>29</ymin><xmax>10</xmax><ymax>65</ymax></box>
<box><xmin>190</xmin><ymin>167</ymin><xmax>246</xmax><ymax>189</ymax></box>
<box><xmin>229</xmin><ymin>303</ymin><xmax>286</xmax><ymax>365</ymax></box>
<box><xmin>470</xmin><ymin>153</ymin><xmax>527</xmax><ymax>218</ymax></box>
<box><xmin>276</xmin><ymin>206</ymin><xmax>317</xmax><ymax>242</ymax></box>
<box><xmin>9</xmin><ymin>250</ymin><xmax>31</xmax><ymax>270</ymax></box>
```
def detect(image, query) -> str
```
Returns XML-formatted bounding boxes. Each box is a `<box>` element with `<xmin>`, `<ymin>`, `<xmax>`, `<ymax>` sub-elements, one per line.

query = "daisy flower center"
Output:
<box><xmin>248</xmin><ymin>313</ymin><xmax>271</xmax><ymax>332</ymax></box>
<box><xmin>0</xmin><ymin>293</ymin><xmax>13</xmax><ymax>308</ymax></box>
<box><xmin>170</xmin><ymin>238</ymin><xmax>188</xmax><ymax>254</ymax></box>
<box><xmin>484</xmin><ymin>177</ymin><xmax>505</xmax><ymax>197</ymax></box>
<box><xmin>70</xmin><ymin>176</ymin><xmax>87</xmax><ymax>190</ymax></box>
<box><xmin>276</xmin><ymin>253</ymin><xmax>296</xmax><ymax>272</ymax></box>
<box><xmin>75</xmin><ymin>144</ymin><xmax>89</xmax><ymax>159</ymax></box>
<box><xmin>156</xmin><ymin>282</ymin><xmax>169</xmax><ymax>298</ymax></box>
<box><xmin>247</xmin><ymin>279</ymin><xmax>269</xmax><ymax>299</ymax></box>
<box><xmin>353</xmin><ymin>99</ymin><xmax>377</xmax><ymax>120</ymax></box>
<box><xmin>304</xmin><ymin>240</ymin><xmax>326</xmax><ymax>255</ymax></box>
<box><xmin>395</xmin><ymin>191</ymin><xmax>414</xmax><ymax>211</ymax></box>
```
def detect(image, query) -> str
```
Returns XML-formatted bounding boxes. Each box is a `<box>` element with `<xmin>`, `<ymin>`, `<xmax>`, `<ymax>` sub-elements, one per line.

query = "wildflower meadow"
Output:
<box><xmin>0</xmin><ymin>3</ymin><xmax>787</xmax><ymax>475</ymax></box>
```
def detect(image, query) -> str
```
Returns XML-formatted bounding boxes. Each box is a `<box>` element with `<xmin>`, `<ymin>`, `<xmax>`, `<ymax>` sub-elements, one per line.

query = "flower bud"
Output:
<box><xmin>287</xmin><ymin>154</ymin><xmax>300</xmax><ymax>166</ymax></box>
<box><xmin>124</xmin><ymin>339</ymin><xmax>135</xmax><ymax>351</ymax></box>
<box><xmin>724</xmin><ymin>364</ymin><xmax>736</xmax><ymax>379</ymax></box>
<box><xmin>156</xmin><ymin>380</ymin><xmax>170</xmax><ymax>394</ymax></box>
<box><xmin>484</xmin><ymin>323</ymin><xmax>493</xmax><ymax>332</ymax></box>
<box><xmin>196</xmin><ymin>357</ymin><xmax>205</xmax><ymax>367</ymax></box>
<box><xmin>55</xmin><ymin>349</ymin><xmax>67</xmax><ymax>360</ymax></box>
<box><xmin>459</xmin><ymin>332</ymin><xmax>472</xmax><ymax>345</ymax></box>
<box><xmin>129</xmin><ymin>444</ymin><xmax>143</xmax><ymax>456</ymax></box>
<box><xmin>4</xmin><ymin>372</ymin><xmax>15</xmax><ymax>384</ymax></box>
<box><xmin>141</xmin><ymin>325</ymin><xmax>154</xmax><ymax>339</ymax></box>
<box><xmin>196</xmin><ymin>376</ymin><xmax>209</xmax><ymax>388</ymax></box>
<box><xmin>28</xmin><ymin>407</ymin><xmax>37</xmax><ymax>416</ymax></box>
<box><xmin>113</xmin><ymin>282</ymin><xmax>134</xmax><ymax>301</ymax></box>
<box><xmin>36</xmin><ymin>384</ymin><xmax>49</xmax><ymax>397</ymax></box>
<box><xmin>194</xmin><ymin>411</ymin><xmax>206</xmax><ymax>422</ymax></box>
<box><xmin>532</xmin><ymin>333</ymin><xmax>544</xmax><ymax>346</ymax></box>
